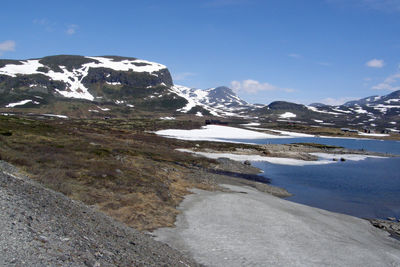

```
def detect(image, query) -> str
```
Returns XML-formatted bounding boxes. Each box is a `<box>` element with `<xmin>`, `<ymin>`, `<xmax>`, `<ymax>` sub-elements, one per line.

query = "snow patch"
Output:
<box><xmin>177</xmin><ymin>149</ymin><xmax>334</xmax><ymax>166</ymax></box>
<box><xmin>241</xmin><ymin>122</ymin><xmax>261</xmax><ymax>126</ymax></box>
<box><xmin>6</xmin><ymin>99</ymin><xmax>39</xmax><ymax>107</ymax></box>
<box><xmin>279</xmin><ymin>112</ymin><xmax>296</xmax><ymax>119</ymax></box>
<box><xmin>358</xmin><ymin>132</ymin><xmax>389</xmax><ymax>137</ymax></box>
<box><xmin>41</xmin><ymin>114</ymin><xmax>68</xmax><ymax>119</ymax></box>
<box><xmin>311</xmin><ymin>153</ymin><xmax>385</xmax><ymax>161</ymax></box>
<box><xmin>156</xmin><ymin>125</ymin><xmax>298</xmax><ymax>142</ymax></box>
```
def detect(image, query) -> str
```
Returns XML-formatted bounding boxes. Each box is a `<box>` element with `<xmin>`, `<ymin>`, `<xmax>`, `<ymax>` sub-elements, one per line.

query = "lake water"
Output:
<box><xmin>222</xmin><ymin>137</ymin><xmax>400</xmax><ymax>219</ymax></box>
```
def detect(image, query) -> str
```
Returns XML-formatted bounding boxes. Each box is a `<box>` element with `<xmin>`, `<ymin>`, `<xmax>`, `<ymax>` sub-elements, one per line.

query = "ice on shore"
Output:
<box><xmin>310</xmin><ymin>153</ymin><xmax>385</xmax><ymax>161</ymax></box>
<box><xmin>178</xmin><ymin>149</ymin><xmax>385</xmax><ymax>166</ymax></box>
<box><xmin>177</xmin><ymin>149</ymin><xmax>333</xmax><ymax>166</ymax></box>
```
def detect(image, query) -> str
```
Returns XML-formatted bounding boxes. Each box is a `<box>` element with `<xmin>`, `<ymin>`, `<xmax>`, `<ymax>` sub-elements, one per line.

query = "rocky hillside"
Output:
<box><xmin>0</xmin><ymin>55</ymin><xmax>185</xmax><ymax>112</ymax></box>
<box><xmin>0</xmin><ymin>160</ymin><xmax>198</xmax><ymax>266</ymax></box>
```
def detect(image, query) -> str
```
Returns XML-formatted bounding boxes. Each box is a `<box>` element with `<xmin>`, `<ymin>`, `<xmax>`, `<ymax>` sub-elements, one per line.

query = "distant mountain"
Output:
<box><xmin>0</xmin><ymin>55</ymin><xmax>398</xmax><ymax>132</ymax></box>
<box><xmin>343</xmin><ymin>95</ymin><xmax>380</xmax><ymax>107</ymax></box>
<box><xmin>0</xmin><ymin>55</ymin><xmax>186</xmax><ymax>112</ymax></box>
<box><xmin>170</xmin><ymin>85</ymin><xmax>261</xmax><ymax>117</ymax></box>
<box><xmin>309</xmin><ymin>103</ymin><xmax>328</xmax><ymax>108</ymax></box>
<box><xmin>302</xmin><ymin>90</ymin><xmax>400</xmax><ymax>131</ymax></box>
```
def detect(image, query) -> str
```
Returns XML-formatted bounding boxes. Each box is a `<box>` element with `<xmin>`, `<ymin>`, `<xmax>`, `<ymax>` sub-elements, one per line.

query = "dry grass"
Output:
<box><xmin>0</xmin><ymin>115</ymin><xmax>215</xmax><ymax>230</ymax></box>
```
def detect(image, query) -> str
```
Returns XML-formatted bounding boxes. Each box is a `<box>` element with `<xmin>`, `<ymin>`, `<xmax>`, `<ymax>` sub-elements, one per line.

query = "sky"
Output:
<box><xmin>0</xmin><ymin>0</ymin><xmax>399</xmax><ymax>105</ymax></box>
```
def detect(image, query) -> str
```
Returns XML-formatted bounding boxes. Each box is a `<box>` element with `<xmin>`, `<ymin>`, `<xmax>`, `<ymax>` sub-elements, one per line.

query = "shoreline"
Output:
<box><xmin>176</xmin><ymin>142</ymin><xmax>396</xmax><ymax>167</ymax></box>
<box><xmin>178</xmin><ymin>154</ymin><xmax>400</xmax><ymax>239</ymax></box>
<box><xmin>153</xmin><ymin>183</ymin><xmax>400</xmax><ymax>266</ymax></box>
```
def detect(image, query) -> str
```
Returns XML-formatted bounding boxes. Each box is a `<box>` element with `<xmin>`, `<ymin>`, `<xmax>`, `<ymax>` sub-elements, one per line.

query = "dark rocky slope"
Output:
<box><xmin>0</xmin><ymin>161</ymin><xmax>198</xmax><ymax>266</ymax></box>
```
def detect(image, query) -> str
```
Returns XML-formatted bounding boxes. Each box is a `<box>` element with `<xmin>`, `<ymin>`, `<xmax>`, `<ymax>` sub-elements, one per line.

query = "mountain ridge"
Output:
<box><xmin>0</xmin><ymin>55</ymin><xmax>399</xmax><ymax>132</ymax></box>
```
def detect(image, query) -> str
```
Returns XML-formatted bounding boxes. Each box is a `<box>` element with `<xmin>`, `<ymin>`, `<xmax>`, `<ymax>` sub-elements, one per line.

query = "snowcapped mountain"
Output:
<box><xmin>0</xmin><ymin>54</ymin><xmax>398</xmax><ymax>132</ymax></box>
<box><xmin>302</xmin><ymin>91</ymin><xmax>400</xmax><ymax>131</ymax></box>
<box><xmin>169</xmin><ymin>85</ymin><xmax>261</xmax><ymax>117</ymax></box>
<box><xmin>0</xmin><ymin>55</ymin><xmax>171</xmax><ymax>101</ymax></box>
<box><xmin>0</xmin><ymin>55</ymin><xmax>262</xmax><ymax>117</ymax></box>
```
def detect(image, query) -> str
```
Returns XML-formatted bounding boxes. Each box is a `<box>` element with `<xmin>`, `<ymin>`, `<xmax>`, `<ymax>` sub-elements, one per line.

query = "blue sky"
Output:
<box><xmin>1</xmin><ymin>0</ymin><xmax>399</xmax><ymax>105</ymax></box>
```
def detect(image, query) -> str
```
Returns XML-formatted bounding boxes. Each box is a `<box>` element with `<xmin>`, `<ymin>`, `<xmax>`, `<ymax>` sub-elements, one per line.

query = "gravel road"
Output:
<box><xmin>0</xmin><ymin>160</ymin><xmax>199</xmax><ymax>266</ymax></box>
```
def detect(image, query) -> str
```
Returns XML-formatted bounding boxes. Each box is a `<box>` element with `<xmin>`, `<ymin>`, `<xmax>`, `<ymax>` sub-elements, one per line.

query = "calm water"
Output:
<box><xmin>220</xmin><ymin>137</ymin><xmax>400</xmax><ymax>219</ymax></box>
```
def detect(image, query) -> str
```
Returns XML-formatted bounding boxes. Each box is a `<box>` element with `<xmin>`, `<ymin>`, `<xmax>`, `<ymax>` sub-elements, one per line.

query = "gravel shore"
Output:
<box><xmin>154</xmin><ymin>184</ymin><xmax>400</xmax><ymax>267</ymax></box>
<box><xmin>0</xmin><ymin>161</ymin><xmax>199</xmax><ymax>266</ymax></box>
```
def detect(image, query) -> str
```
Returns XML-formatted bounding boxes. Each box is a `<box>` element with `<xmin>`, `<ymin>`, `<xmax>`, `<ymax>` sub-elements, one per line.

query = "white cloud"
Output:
<box><xmin>321</xmin><ymin>97</ymin><xmax>357</xmax><ymax>106</ymax></box>
<box><xmin>33</xmin><ymin>18</ymin><xmax>55</xmax><ymax>32</ymax></box>
<box><xmin>230</xmin><ymin>79</ymin><xmax>294</xmax><ymax>94</ymax></box>
<box><xmin>174</xmin><ymin>72</ymin><xmax>196</xmax><ymax>81</ymax></box>
<box><xmin>327</xmin><ymin>0</ymin><xmax>400</xmax><ymax>13</ymax></box>
<box><xmin>205</xmin><ymin>0</ymin><xmax>250</xmax><ymax>7</ymax></box>
<box><xmin>365</xmin><ymin>59</ymin><xmax>384</xmax><ymax>68</ymax></box>
<box><xmin>0</xmin><ymin>40</ymin><xmax>16</xmax><ymax>56</ymax></box>
<box><xmin>317</xmin><ymin>62</ymin><xmax>332</xmax><ymax>66</ymax></box>
<box><xmin>66</xmin><ymin>24</ymin><xmax>78</xmax><ymax>35</ymax></box>
<box><xmin>372</xmin><ymin>72</ymin><xmax>400</xmax><ymax>91</ymax></box>
<box><xmin>288</xmin><ymin>53</ymin><xmax>302</xmax><ymax>59</ymax></box>
<box><xmin>360</xmin><ymin>0</ymin><xmax>400</xmax><ymax>12</ymax></box>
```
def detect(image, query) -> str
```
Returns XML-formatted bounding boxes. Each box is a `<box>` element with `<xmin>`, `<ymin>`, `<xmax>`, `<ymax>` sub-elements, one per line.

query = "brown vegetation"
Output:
<box><xmin>0</xmin><ymin>115</ymin><xmax>215</xmax><ymax>230</ymax></box>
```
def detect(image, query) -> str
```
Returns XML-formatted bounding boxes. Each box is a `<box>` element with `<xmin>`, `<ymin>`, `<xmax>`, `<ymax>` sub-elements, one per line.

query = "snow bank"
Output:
<box><xmin>156</xmin><ymin>125</ymin><xmax>290</xmax><ymax>142</ymax></box>
<box><xmin>241</xmin><ymin>122</ymin><xmax>261</xmax><ymax>126</ymax></box>
<box><xmin>159</xmin><ymin>117</ymin><xmax>175</xmax><ymax>120</ymax></box>
<box><xmin>177</xmin><ymin>149</ymin><xmax>333</xmax><ymax>166</ymax></box>
<box><xmin>279</xmin><ymin>112</ymin><xmax>296</xmax><ymax>119</ymax></box>
<box><xmin>41</xmin><ymin>114</ymin><xmax>68</xmax><ymax>119</ymax></box>
<box><xmin>358</xmin><ymin>132</ymin><xmax>390</xmax><ymax>137</ymax></box>
<box><xmin>310</xmin><ymin>153</ymin><xmax>385</xmax><ymax>161</ymax></box>
<box><xmin>85</xmin><ymin>57</ymin><xmax>166</xmax><ymax>73</ymax></box>
<box><xmin>5</xmin><ymin>99</ymin><xmax>38</xmax><ymax>107</ymax></box>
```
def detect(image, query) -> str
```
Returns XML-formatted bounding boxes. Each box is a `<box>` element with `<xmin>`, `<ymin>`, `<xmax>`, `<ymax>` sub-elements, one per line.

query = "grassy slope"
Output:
<box><xmin>0</xmin><ymin>115</ymin><xmax>216</xmax><ymax>230</ymax></box>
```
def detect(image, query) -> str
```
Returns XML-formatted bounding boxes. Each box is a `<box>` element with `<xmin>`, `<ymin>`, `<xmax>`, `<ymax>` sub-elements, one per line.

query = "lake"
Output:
<box><xmin>223</xmin><ymin>137</ymin><xmax>400</xmax><ymax>219</ymax></box>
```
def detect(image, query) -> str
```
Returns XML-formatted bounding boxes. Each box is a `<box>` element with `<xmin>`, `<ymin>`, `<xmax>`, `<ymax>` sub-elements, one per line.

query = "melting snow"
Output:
<box><xmin>6</xmin><ymin>99</ymin><xmax>39</xmax><ymax>107</ymax></box>
<box><xmin>97</xmin><ymin>106</ymin><xmax>110</xmax><ymax>111</ymax></box>
<box><xmin>41</xmin><ymin>114</ymin><xmax>68</xmax><ymax>119</ymax></box>
<box><xmin>311</xmin><ymin>153</ymin><xmax>385</xmax><ymax>161</ymax></box>
<box><xmin>156</xmin><ymin>125</ymin><xmax>296</xmax><ymax>142</ymax></box>
<box><xmin>160</xmin><ymin>117</ymin><xmax>175</xmax><ymax>120</ymax></box>
<box><xmin>241</xmin><ymin>122</ymin><xmax>261</xmax><ymax>126</ymax></box>
<box><xmin>358</xmin><ymin>132</ymin><xmax>389</xmax><ymax>137</ymax></box>
<box><xmin>106</xmin><ymin>81</ymin><xmax>122</xmax><ymax>85</ymax></box>
<box><xmin>177</xmin><ymin>149</ymin><xmax>334</xmax><ymax>166</ymax></box>
<box><xmin>279</xmin><ymin>112</ymin><xmax>296</xmax><ymax>119</ymax></box>
<box><xmin>307</xmin><ymin>106</ymin><xmax>342</xmax><ymax>115</ymax></box>
<box><xmin>85</xmin><ymin>56</ymin><xmax>166</xmax><ymax>73</ymax></box>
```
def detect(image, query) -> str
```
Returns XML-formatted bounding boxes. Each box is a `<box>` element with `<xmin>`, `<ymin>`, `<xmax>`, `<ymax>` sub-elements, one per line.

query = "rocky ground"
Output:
<box><xmin>0</xmin><ymin>160</ymin><xmax>199</xmax><ymax>266</ymax></box>
<box><xmin>370</xmin><ymin>219</ymin><xmax>400</xmax><ymax>240</ymax></box>
<box><xmin>154</xmin><ymin>184</ymin><xmax>400</xmax><ymax>267</ymax></box>
<box><xmin>189</xmin><ymin>142</ymin><xmax>395</xmax><ymax>162</ymax></box>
